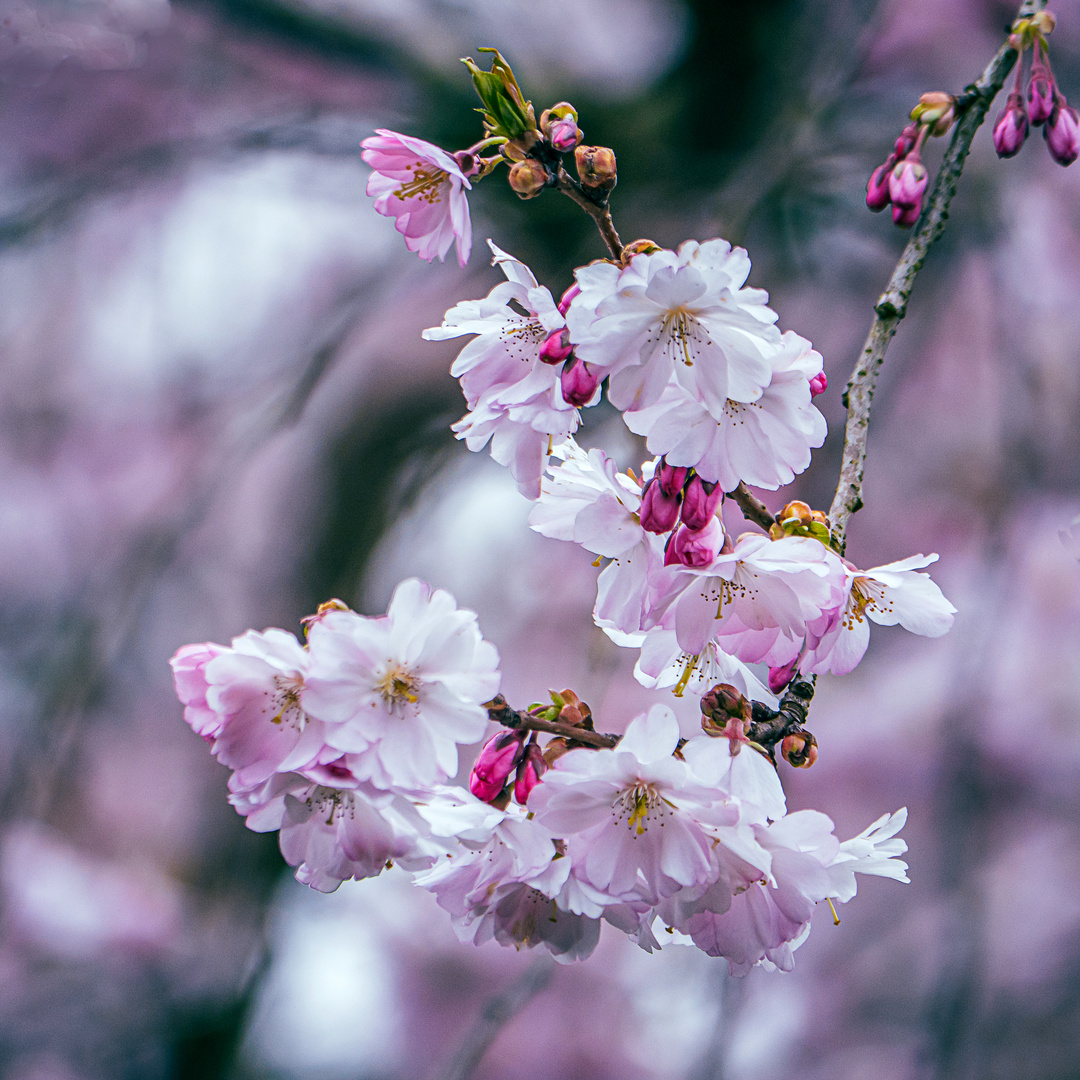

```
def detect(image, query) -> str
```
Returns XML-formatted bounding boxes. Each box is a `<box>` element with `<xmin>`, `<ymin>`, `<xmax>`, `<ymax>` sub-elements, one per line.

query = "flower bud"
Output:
<box><xmin>540</xmin><ymin>102</ymin><xmax>583</xmax><ymax>152</ymax></box>
<box><xmin>1045</xmin><ymin>100</ymin><xmax>1080</xmax><ymax>165</ymax></box>
<box><xmin>809</xmin><ymin>371</ymin><xmax>828</xmax><ymax>397</ymax></box>
<box><xmin>469</xmin><ymin>729</ymin><xmax>527</xmax><ymax>802</ymax></box>
<box><xmin>639</xmin><ymin>476</ymin><xmax>680</xmax><ymax>533</ymax></box>
<box><xmin>679</xmin><ymin>475</ymin><xmax>722</xmax><ymax>531</ymax></box>
<box><xmin>664</xmin><ymin>518</ymin><xmax>724</xmax><ymax>568</ymax></box>
<box><xmin>700</xmin><ymin>683</ymin><xmax>752</xmax><ymax>727</ymax></box>
<box><xmin>889</xmin><ymin>157</ymin><xmax>928</xmax><ymax>209</ymax></box>
<box><xmin>555</xmin><ymin>688</ymin><xmax>592</xmax><ymax>727</ymax></box>
<box><xmin>866</xmin><ymin>159</ymin><xmax>894</xmax><ymax>212</ymax></box>
<box><xmin>1032</xmin><ymin>10</ymin><xmax>1056</xmax><ymax>36</ymax></box>
<box><xmin>539</xmin><ymin>328</ymin><xmax>573</xmax><ymax>364</ymax></box>
<box><xmin>575</xmin><ymin>145</ymin><xmax>617</xmax><ymax>190</ymax></box>
<box><xmin>513</xmin><ymin>742</ymin><xmax>546</xmax><ymax>805</ymax></box>
<box><xmin>993</xmin><ymin>92</ymin><xmax>1029</xmax><ymax>158</ymax></box>
<box><xmin>911</xmin><ymin>91</ymin><xmax>956</xmax><ymax>136</ymax></box>
<box><xmin>1028</xmin><ymin>64</ymin><xmax>1055</xmax><ymax>125</ymax></box>
<box><xmin>560</xmin><ymin>357</ymin><xmax>601</xmax><ymax>407</ymax></box>
<box><xmin>508</xmin><ymin>158</ymin><xmax>549</xmax><ymax>199</ymax></box>
<box><xmin>892</xmin><ymin>202</ymin><xmax>920</xmax><ymax>228</ymax></box>
<box><xmin>768</xmin><ymin>659</ymin><xmax>799</xmax><ymax>694</ymax></box>
<box><xmin>557</xmin><ymin>282</ymin><xmax>581</xmax><ymax>316</ymax></box>
<box><xmin>778</xmin><ymin>499</ymin><xmax>813</xmax><ymax>529</ymax></box>
<box><xmin>894</xmin><ymin>123</ymin><xmax>919</xmax><ymax>158</ymax></box>
<box><xmin>781</xmin><ymin>730</ymin><xmax>818</xmax><ymax>768</ymax></box>
<box><xmin>657</xmin><ymin>459</ymin><xmax>688</xmax><ymax>498</ymax></box>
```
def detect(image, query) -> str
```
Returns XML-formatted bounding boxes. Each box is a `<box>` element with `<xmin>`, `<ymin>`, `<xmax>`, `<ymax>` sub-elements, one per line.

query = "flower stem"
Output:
<box><xmin>828</xmin><ymin>0</ymin><xmax>1046</xmax><ymax>555</ymax></box>
<box><xmin>555</xmin><ymin>166</ymin><xmax>623</xmax><ymax>260</ymax></box>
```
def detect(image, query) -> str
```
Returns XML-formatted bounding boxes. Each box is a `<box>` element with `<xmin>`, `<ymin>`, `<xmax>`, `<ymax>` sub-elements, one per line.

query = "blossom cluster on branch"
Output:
<box><xmin>165</xmin><ymin>26</ymin><xmax>1072</xmax><ymax>969</ymax></box>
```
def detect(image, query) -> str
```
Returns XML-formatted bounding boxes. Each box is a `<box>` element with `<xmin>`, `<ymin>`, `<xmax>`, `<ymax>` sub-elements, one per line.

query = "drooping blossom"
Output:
<box><xmin>624</xmin><ymin>331</ymin><xmax>828</xmax><ymax>491</ymax></box>
<box><xmin>801</xmin><ymin>554</ymin><xmax>956</xmax><ymax>676</ymax></box>
<box><xmin>301</xmin><ymin>578</ymin><xmax>500</xmax><ymax>791</ymax></box>
<box><xmin>567</xmin><ymin>239</ymin><xmax>780</xmax><ymax>414</ymax></box>
<box><xmin>361</xmin><ymin>129</ymin><xmax>473</xmax><ymax>266</ymax></box>
<box><xmin>424</xmin><ymin>242</ymin><xmax>584</xmax><ymax>497</ymax></box>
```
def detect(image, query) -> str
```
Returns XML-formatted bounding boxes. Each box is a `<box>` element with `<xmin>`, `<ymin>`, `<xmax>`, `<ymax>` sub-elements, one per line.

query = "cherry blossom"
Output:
<box><xmin>567</xmin><ymin>238</ymin><xmax>780</xmax><ymax>414</ymax></box>
<box><xmin>361</xmin><ymin>129</ymin><xmax>473</xmax><ymax>266</ymax></box>
<box><xmin>801</xmin><ymin>554</ymin><xmax>956</xmax><ymax>676</ymax></box>
<box><xmin>301</xmin><ymin>578</ymin><xmax>500</xmax><ymax>791</ymax></box>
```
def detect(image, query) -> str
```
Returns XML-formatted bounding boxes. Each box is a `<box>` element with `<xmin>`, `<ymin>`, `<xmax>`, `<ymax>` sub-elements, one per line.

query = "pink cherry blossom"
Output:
<box><xmin>361</xmin><ymin>129</ymin><xmax>473</xmax><ymax>266</ymax></box>
<box><xmin>301</xmin><ymin>579</ymin><xmax>500</xmax><ymax>791</ymax></box>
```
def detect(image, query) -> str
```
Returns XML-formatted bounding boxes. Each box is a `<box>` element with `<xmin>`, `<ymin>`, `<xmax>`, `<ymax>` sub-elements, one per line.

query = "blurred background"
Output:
<box><xmin>2</xmin><ymin>0</ymin><xmax>1080</xmax><ymax>1077</ymax></box>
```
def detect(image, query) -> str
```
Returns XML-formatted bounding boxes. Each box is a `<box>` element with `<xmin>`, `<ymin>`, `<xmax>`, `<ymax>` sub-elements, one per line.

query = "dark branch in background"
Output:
<box><xmin>828</xmin><ymin>0</ymin><xmax>1047</xmax><ymax>553</ymax></box>
<box><xmin>432</xmin><ymin>958</ymin><xmax>555</xmax><ymax>1080</ymax></box>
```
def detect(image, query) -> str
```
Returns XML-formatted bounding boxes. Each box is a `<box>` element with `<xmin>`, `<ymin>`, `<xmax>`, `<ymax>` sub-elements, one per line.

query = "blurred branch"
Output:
<box><xmin>828</xmin><ymin>0</ymin><xmax>1046</xmax><ymax>552</ymax></box>
<box><xmin>432</xmin><ymin>957</ymin><xmax>555</xmax><ymax>1080</ymax></box>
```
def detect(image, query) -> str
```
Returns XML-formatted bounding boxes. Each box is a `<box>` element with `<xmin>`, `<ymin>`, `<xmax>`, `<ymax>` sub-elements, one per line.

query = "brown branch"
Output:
<box><xmin>828</xmin><ymin>0</ymin><xmax>1046</xmax><ymax>554</ymax></box>
<box><xmin>728</xmin><ymin>481</ymin><xmax>776</xmax><ymax>530</ymax></box>
<box><xmin>555</xmin><ymin>167</ymin><xmax>623</xmax><ymax>260</ymax></box>
<box><xmin>486</xmin><ymin>695</ymin><xmax>621</xmax><ymax>749</ymax></box>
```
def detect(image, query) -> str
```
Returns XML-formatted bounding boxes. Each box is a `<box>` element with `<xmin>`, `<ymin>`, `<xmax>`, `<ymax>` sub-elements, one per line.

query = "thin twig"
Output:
<box><xmin>728</xmin><ymin>481</ymin><xmax>776</xmax><ymax>530</ymax></box>
<box><xmin>433</xmin><ymin>957</ymin><xmax>555</xmax><ymax>1080</ymax></box>
<box><xmin>828</xmin><ymin>0</ymin><xmax>1045</xmax><ymax>553</ymax></box>
<box><xmin>486</xmin><ymin>696</ymin><xmax>620</xmax><ymax>749</ymax></box>
<box><xmin>555</xmin><ymin>167</ymin><xmax>623</xmax><ymax>260</ymax></box>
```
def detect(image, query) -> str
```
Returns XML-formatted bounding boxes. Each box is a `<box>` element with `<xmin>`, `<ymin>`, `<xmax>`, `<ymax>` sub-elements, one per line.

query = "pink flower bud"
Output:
<box><xmin>781</xmin><ymin>730</ymin><xmax>818</xmax><ymax>768</ymax></box>
<box><xmin>1028</xmin><ymin>66</ymin><xmax>1055</xmax><ymax>125</ymax></box>
<box><xmin>1045</xmin><ymin>101</ymin><xmax>1080</xmax><ymax>166</ymax></box>
<box><xmin>513</xmin><ymin>742</ymin><xmax>546</xmax><ymax>805</ymax></box>
<box><xmin>768</xmin><ymin>658</ymin><xmax>799</xmax><ymax>694</ymax></box>
<box><xmin>894</xmin><ymin>123</ymin><xmax>919</xmax><ymax>158</ymax></box>
<box><xmin>888</xmin><ymin>157</ymin><xmax>928</xmax><ymax>209</ymax></box>
<box><xmin>993</xmin><ymin>92</ymin><xmax>1029</xmax><ymax>158</ymax></box>
<box><xmin>469</xmin><ymin>730</ymin><xmax>526</xmax><ymax>803</ymax></box>
<box><xmin>639</xmin><ymin>476</ymin><xmax>680</xmax><ymax>534</ymax></box>
<box><xmin>679</xmin><ymin>475</ymin><xmax>722</xmax><ymax>531</ymax></box>
<box><xmin>539</xmin><ymin>328</ymin><xmax>573</xmax><ymax>364</ymax></box>
<box><xmin>658</xmin><ymin>459</ymin><xmax>688</xmax><ymax>498</ymax></box>
<box><xmin>557</xmin><ymin>282</ymin><xmax>580</xmax><ymax>316</ymax></box>
<box><xmin>560</xmin><ymin>357</ymin><xmax>601</xmax><ymax>407</ymax></box>
<box><xmin>664</xmin><ymin>518</ymin><xmax>724</xmax><ymax>568</ymax></box>
<box><xmin>892</xmin><ymin>201</ymin><xmax>920</xmax><ymax>228</ymax></box>
<box><xmin>548</xmin><ymin>117</ymin><xmax>582</xmax><ymax>151</ymax></box>
<box><xmin>809</xmin><ymin>371</ymin><xmax>828</xmax><ymax>397</ymax></box>
<box><xmin>866</xmin><ymin>158</ymin><xmax>894</xmax><ymax>212</ymax></box>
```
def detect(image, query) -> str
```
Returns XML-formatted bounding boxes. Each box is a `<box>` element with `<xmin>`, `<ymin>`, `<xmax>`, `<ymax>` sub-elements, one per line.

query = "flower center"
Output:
<box><xmin>306</xmin><ymin>787</ymin><xmax>355</xmax><ymax>826</ymax></box>
<box><xmin>270</xmin><ymin>673</ymin><xmax>306</xmax><ymax>729</ymax></box>
<box><xmin>393</xmin><ymin>162</ymin><xmax>449</xmax><ymax>204</ymax></box>
<box><xmin>377</xmin><ymin>663</ymin><xmax>420</xmax><ymax>712</ymax></box>
<box><xmin>662</xmin><ymin>306</ymin><xmax>702</xmax><ymax>367</ymax></box>
<box><xmin>613</xmin><ymin>782</ymin><xmax>669</xmax><ymax>835</ymax></box>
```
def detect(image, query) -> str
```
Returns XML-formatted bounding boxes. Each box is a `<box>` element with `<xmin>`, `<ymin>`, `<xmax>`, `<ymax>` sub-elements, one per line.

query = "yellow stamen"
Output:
<box><xmin>673</xmin><ymin>654</ymin><xmax>699</xmax><ymax>698</ymax></box>
<box><xmin>592</xmin><ymin>555</ymin><xmax>603</xmax><ymax>567</ymax></box>
<box><xmin>393</xmin><ymin>165</ymin><xmax>448</xmax><ymax>203</ymax></box>
<box><xmin>826</xmin><ymin>897</ymin><xmax>841</xmax><ymax>926</ymax></box>
<box><xmin>627</xmin><ymin>790</ymin><xmax>651</xmax><ymax>835</ymax></box>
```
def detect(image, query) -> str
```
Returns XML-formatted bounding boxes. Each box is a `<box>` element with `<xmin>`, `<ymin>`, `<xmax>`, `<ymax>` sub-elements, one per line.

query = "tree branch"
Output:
<box><xmin>555</xmin><ymin>167</ymin><xmax>623</xmax><ymax>260</ymax></box>
<box><xmin>828</xmin><ymin>0</ymin><xmax>1045</xmax><ymax>553</ymax></box>
<box><xmin>728</xmin><ymin>481</ymin><xmax>776</xmax><ymax>530</ymax></box>
<box><xmin>485</xmin><ymin>696</ymin><xmax>621</xmax><ymax>749</ymax></box>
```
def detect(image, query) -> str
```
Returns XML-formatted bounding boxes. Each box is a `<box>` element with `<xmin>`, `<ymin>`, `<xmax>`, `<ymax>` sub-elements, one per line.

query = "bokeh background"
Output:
<box><xmin>3</xmin><ymin>0</ymin><xmax>1080</xmax><ymax>1077</ymax></box>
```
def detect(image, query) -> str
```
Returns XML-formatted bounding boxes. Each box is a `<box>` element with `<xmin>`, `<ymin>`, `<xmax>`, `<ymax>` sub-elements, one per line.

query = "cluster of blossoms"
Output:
<box><xmin>992</xmin><ymin>11</ymin><xmax>1078</xmax><ymax>165</ymax></box>
<box><xmin>172</xmin><ymin>47</ymin><xmax>972</xmax><ymax>972</ymax></box>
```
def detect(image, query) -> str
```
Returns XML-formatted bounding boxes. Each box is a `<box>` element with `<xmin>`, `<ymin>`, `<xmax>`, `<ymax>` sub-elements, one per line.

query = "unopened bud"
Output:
<box><xmin>1045</xmin><ymin>100</ymin><xmax>1080</xmax><ymax>165</ymax></box>
<box><xmin>540</xmin><ymin>103</ymin><xmax>582</xmax><ymax>150</ymax></box>
<box><xmin>993</xmin><ymin>92</ymin><xmax>1029</xmax><ymax>158</ymax></box>
<box><xmin>892</xmin><ymin>201</ymin><xmax>920</xmax><ymax>228</ymax></box>
<box><xmin>469</xmin><ymin>729</ymin><xmax>527</xmax><ymax>802</ymax></box>
<box><xmin>575</xmin><ymin>145</ymin><xmax>617</xmax><ymax>190</ymax></box>
<box><xmin>779</xmin><ymin>500</ymin><xmax>813</xmax><ymax>528</ymax></box>
<box><xmin>514</xmin><ymin>742</ymin><xmax>547</xmax><ymax>804</ymax></box>
<box><xmin>680</xmin><ymin>475</ymin><xmax>722</xmax><ymax>531</ymax></box>
<box><xmin>557</xmin><ymin>282</ymin><xmax>581</xmax><ymax>316</ymax></box>
<box><xmin>539</xmin><ymin>328</ymin><xmax>573</xmax><ymax>364</ymax></box>
<box><xmin>508</xmin><ymin>158</ymin><xmax>549</xmax><ymax>199</ymax></box>
<box><xmin>664</xmin><ymin>517</ymin><xmax>724</xmax><ymax>569</ymax></box>
<box><xmin>889</xmin><ymin>157</ymin><xmax>927</xmax><ymax>209</ymax></box>
<box><xmin>781</xmin><ymin>730</ymin><xmax>818</xmax><ymax>768</ymax></box>
<box><xmin>555</xmin><ymin>688</ymin><xmax>592</xmax><ymax>728</ymax></box>
<box><xmin>639</xmin><ymin>476</ymin><xmax>681</xmax><ymax>533</ymax></box>
<box><xmin>658</xmin><ymin>459</ymin><xmax>689</xmax><ymax>498</ymax></box>
<box><xmin>866</xmin><ymin>159</ymin><xmax>894</xmax><ymax>212</ymax></box>
<box><xmin>809</xmin><ymin>371</ymin><xmax>828</xmax><ymax>397</ymax></box>
<box><xmin>911</xmin><ymin>91</ymin><xmax>956</xmax><ymax>136</ymax></box>
<box><xmin>768</xmin><ymin>659</ymin><xmax>799</xmax><ymax>694</ymax></box>
<box><xmin>1032</xmin><ymin>10</ymin><xmax>1056</xmax><ymax>36</ymax></box>
<box><xmin>894</xmin><ymin>123</ymin><xmax>919</xmax><ymax>158</ymax></box>
<box><xmin>1028</xmin><ymin>65</ymin><xmax>1055</xmax><ymax>125</ymax></box>
<box><xmin>700</xmin><ymin>683</ymin><xmax>752</xmax><ymax>727</ymax></box>
<box><xmin>560</xmin><ymin>357</ymin><xmax>601</xmax><ymax>407</ymax></box>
